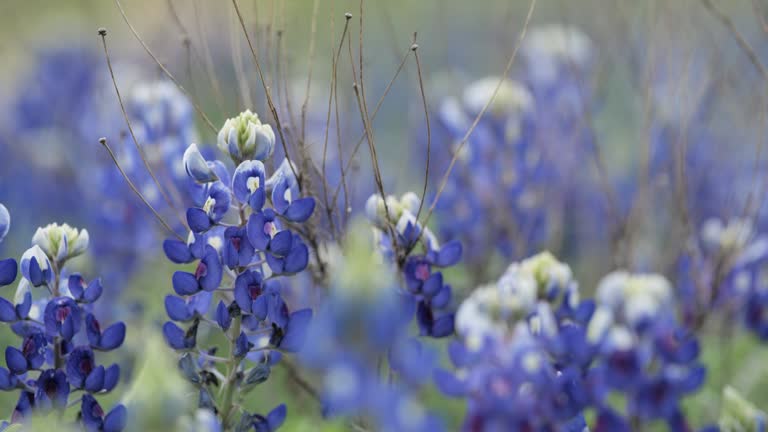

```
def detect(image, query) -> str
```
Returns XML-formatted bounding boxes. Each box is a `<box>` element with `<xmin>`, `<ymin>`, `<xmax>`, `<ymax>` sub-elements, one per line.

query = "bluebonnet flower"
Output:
<box><xmin>4</xmin><ymin>47</ymin><xmax>196</xmax><ymax>303</ymax></box>
<box><xmin>300</xmin><ymin>223</ymin><xmax>446</xmax><ymax>431</ymax></box>
<box><xmin>162</xmin><ymin>110</ymin><xmax>316</xmax><ymax>430</ymax></box>
<box><xmin>423</xmin><ymin>77</ymin><xmax>549</xmax><ymax>276</ymax></box>
<box><xmin>0</xmin><ymin>215</ymin><xmax>125</xmax><ymax>429</ymax></box>
<box><xmin>365</xmin><ymin>192</ymin><xmax>462</xmax><ymax>338</ymax></box>
<box><xmin>439</xmin><ymin>252</ymin><xmax>591</xmax><ymax>430</ymax></box>
<box><xmin>585</xmin><ymin>271</ymin><xmax>705</xmax><ymax>428</ymax></box>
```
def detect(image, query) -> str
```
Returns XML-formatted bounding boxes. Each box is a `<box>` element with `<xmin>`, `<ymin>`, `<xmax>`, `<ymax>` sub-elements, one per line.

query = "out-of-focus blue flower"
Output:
<box><xmin>442</xmin><ymin>251</ymin><xmax>590</xmax><ymax>429</ymax></box>
<box><xmin>365</xmin><ymin>192</ymin><xmax>461</xmax><ymax>339</ymax></box>
<box><xmin>300</xmin><ymin>225</ymin><xmax>446</xmax><ymax>431</ymax></box>
<box><xmin>585</xmin><ymin>270</ymin><xmax>705</xmax><ymax>428</ymax></box>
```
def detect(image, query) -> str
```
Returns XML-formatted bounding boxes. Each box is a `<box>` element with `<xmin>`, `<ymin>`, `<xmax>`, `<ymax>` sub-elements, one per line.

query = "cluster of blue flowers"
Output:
<box><xmin>3</xmin><ymin>47</ymin><xmax>194</xmax><ymax>302</ymax></box>
<box><xmin>161</xmin><ymin>110</ymin><xmax>315</xmax><ymax>430</ymax></box>
<box><xmin>420</xmin><ymin>26</ymin><xmax>603</xmax><ymax>281</ymax></box>
<box><xmin>434</xmin><ymin>250</ymin><xmax>710</xmax><ymax>430</ymax></box>
<box><xmin>365</xmin><ymin>192</ymin><xmax>462</xmax><ymax>338</ymax></box>
<box><xmin>0</xmin><ymin>204</ymin><xmax>126</xmax><ymax>431</ymax></box>
<box><xmin>300</xmin><ymin>221</ymin><xmax>446</xmax><ymax>432</ymax></box>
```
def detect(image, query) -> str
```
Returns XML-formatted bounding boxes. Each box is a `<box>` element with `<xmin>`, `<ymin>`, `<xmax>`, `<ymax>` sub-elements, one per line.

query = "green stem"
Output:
<box><xmin>220</xmin><ymin>315</ymin><xmax>242</xmax><ymax>430</ymax></box>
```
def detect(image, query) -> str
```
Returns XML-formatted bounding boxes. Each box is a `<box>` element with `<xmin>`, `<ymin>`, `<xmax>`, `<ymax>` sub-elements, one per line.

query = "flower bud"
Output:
<box><xmin>32</xmin><ymin>223</ymin><xmax>89</xmax><ymax>262</ymax></box>
<box><xmin>217</xmin><ymin>110</ymin><xmax>275</xmax><ymax>163</ymax></box>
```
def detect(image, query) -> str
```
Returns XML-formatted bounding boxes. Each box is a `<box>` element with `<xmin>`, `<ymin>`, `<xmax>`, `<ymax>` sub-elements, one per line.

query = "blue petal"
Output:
<box><xmin>430</xmin><ymin>285</ymin><xmax>452</xmax><ymax>309</ymax></box>
<box><xmin>234</xmin><ymin>331</ymin><xmax>251</xmax><ymax>358</ymax></box>
<box><xmin>0</xmin><ymin>298</ymin><xmax>16</xmax><ymax>322</ymax></box>
<box><xmin>0</xmin><ymin>259</ymin><xmax>17</xmax><ymax>286</ymax></box>
<box><xmin>284</xmin><ymin>242</ymin><xmax>309</xmax><ymax>274</ymax></box>
<box><xmin>15</xmin><ymin>293</ymin><xmax>31</xmax><ymax>320</ymax></box>
<box><xmin>172</xmin><ymin>272</ymin><xmax>200</xmax><ymax>296</ymax></box>
<box><xmin>284</xmin><ymin>197</ymin><xmax>315</xmax><ymax>222</ymax></box>
<box><xmin>5</xmin><ymin>347</ymin><xmax>26</xmax><ymax>375</ymax></box>
<box><xmin>84</xmin><ymin>279</ymin><xmax>103</xmax><ymax>303</ymax></box>
<box><xmin>434</xmin><ymin>241</ymin><xmax>462</xmax><ymax>267</ymax></box>
<box><xmin>165</xmin><ymin>296</ymin><xmax>194</xmax><ymax>321</ymax></box>
<box><xmin>267</xmin><ymin>404</ymin><xmax>287</xmax><ymax>431</ymax></box>
<box><xmin>430</xmin><ymin>314</ymin><xmax>455</xmax><ymax>338</ymax></box>
<box><xmin>433</xmin><ymin>369</ymin><xmax>467</xmax><ymax>397</ymax></box>
<box><xmin>162</xmin><ymin>322</ymin><xmax>191</xmax><ymax>350</ymax></box>
<box><xmin>99</xmin><ymin>323</ymin><xmax>126</xmax><ymax>351</ymax></box>
<box><xmin>186</xmin><ymin>208</ymin><xmax>212</xmax><ymax>233</ymax></box>
<box><xmin>68</xmin><ymin>274</ymin><xmax>85</xmax><ymax>299</ymax></box>
<box><xmin>215</xmin><ymin>301</ymin><xmax>232</xmax><ymax>331</ymax></box>
<box><xmin>422</xmin><ymin>272</ymin><xmax>443</xmax><ymax>297</ymax></box>
<box><xmin>249</xmin><ymin>188</ymin><xmax>266</xmax><ymax>212</ymax></box>
<box><xmin>279</xmin><ymin>309</ymin><xmax>312</xmax><ymax>352</ymax></box>
<box><xmin>252</xmin><ymin>296</ymin><xmax>269</xmax><ymax>321</ymax></box>
<box><xmin>163</xmin><ymin>239</ymin><xmax>194</xmax><ymax>264</ymax></box>
<box><xmin>268</xmin><ymin>230</ymin><xmax>293</xmax><ymax>256</ymax></box>
<box><xmin>85</xmin><ymin>365</ymin><xmax>106</xmax><ymax>392</ymax></box>
<box><xmin>0</xmin><ymin>367</ymin><xmax>17</xmax><ymax>390</ymax></box>
<box><xmin>103</xmin><ymin>404</ymin><xmax>127</xmax><ymax>432</ymax></box>
<box><xmin>104</xmin><ymin>364</ymin><xmax>120</xmax><ymax>392</ymax></box>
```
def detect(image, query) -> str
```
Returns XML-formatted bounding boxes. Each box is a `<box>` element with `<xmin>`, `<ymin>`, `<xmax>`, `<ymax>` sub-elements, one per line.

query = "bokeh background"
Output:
<box><xmin>2</xmin><ymin>0</ymin><xmax>768</xmax><ymax>429</ymax></box>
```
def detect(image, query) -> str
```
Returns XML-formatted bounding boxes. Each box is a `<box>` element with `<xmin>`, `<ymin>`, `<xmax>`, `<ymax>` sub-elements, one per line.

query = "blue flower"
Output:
<box><xmin>265</xmin><ymin>232</ymin><xmax>309</xmax><ymax>275</ymax></box>
<box><xmin>270</xmin><ymin>162</ymin><xmax>315</xmax><ymax>223</ymax></box>
<box><xmin>163</xmin><ymin>238</ymin><xmax>195</xmax><ymax>264</ymax></box>
<box><xmin>247</xmin><ymin>209</ymin><xmax>282</xmax><ymax>251</ymax></box>
<box><xmin>165</xmin><ymin>292</ymin><xmax>212</xmax><ymax>322</ymax></box>
<box><xmin>66</xmin><ymin>346</ymin><xmax>97</xmax><ymax>389</ymax></box>
<box><xmin>20</xmin><ymin>245</ymin><xmax>53</xmax><ymax>287</ymax></box>
<box><xmin>232</xmin><ymin>160</ymin><xmax>267</xmax><ymax>211</ymax></box>
<box><xmin>234</xmin><ymin>270</ymin><xmax>265</xmax><ymax>315</ymax></box>
<box><xmin>80</xmin><ymin>394</ymin><xmax>127</xmax><ymax>432</ymax></box>
<box><xmin>186</xmin><ymin>181</ymin><xmax>231</xmax><ymax>233</ymax></box>
<box><xmin>172</xmin><ymin>245</ymin><xmax>223</xmax><ymax>295</ymax></box>
<box><xmin>162</xmin><ymin>321</ymin><xmax>198</xmax><ymax>351</ymax></box>
<box><xmin>249</xmin><ymin>404</ymin><xmax>287</xmax><ymax>432</ymax></box>
<box><xmin>270</xmin><ymin>308</ymin><xmax>312</xmax><ymax>352</ymax></box>
<box><xmin>85</xmin><ymin>314</ymin><xmax>126</xmax><ymax>351</ymax></box>
<box><xmin>35</xmin><ymin>369</ymin><xmax>69</xmax><ymax>410</ymax></box>
<box><xmin>67</xmin><ymin>274</ymin><xmax>103</xmax><ymax>304</ymax></box>
<box><xmin>0</xmin><ymin>291</ymin><xmax>31</xmax><ymax>323</ymax></box>
<box><xmin>43</xmin><ymin>297</ymin><xmax>82</xmax><ymax>340</ymax></box>
<box><xmin>223</xmin><ymin>226</ymin><xmax>255</xmax><ymax>269</ymax></box>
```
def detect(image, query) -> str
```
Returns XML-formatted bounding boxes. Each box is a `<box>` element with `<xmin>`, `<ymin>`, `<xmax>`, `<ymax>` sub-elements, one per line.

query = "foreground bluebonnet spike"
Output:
<box><xmin>161</xmin><ymin>109</ymin><xmax>322</xmax><ymax>430</ymax></box>
<box><xmin>0</xmin><ymin>215</ymin><xmax>126</xmax><ymax>429</ymax></box>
